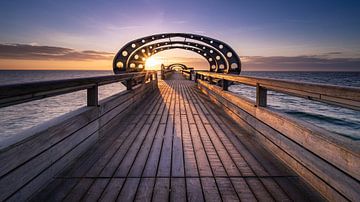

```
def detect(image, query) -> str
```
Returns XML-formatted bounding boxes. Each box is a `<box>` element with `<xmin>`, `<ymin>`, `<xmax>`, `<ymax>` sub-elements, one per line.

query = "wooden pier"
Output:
<box><xmin>0</xmin><ymin>71</ymin><xmax>359</xmax><ymax>201</ymax></box>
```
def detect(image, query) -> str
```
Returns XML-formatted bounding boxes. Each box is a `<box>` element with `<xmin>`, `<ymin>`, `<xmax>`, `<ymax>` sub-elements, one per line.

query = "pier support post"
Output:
<box><xmin>223</xmin><ymin>79</ymin><xmax>229</xmax><ymax>91</ymax></box>
<box><xmin>256</xmin><ymin>83</ymin><xmax>267</xmax><ymax>107</ymax></box>
<box><xmin>126</xmin><ymin>78</ymin><xmax>133</xmax><ymax>90</ymax></box>
<box><xmin>87</xmin><ymin>85</ymin><xmax>98</xmax><ymax>106</ymax></box>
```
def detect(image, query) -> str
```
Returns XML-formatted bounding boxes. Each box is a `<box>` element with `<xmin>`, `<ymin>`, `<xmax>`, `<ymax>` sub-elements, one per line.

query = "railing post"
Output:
<box><xmin>223</xmin><ymin>79</ymin><xmax>229</xmax><ymax>91</ymax></box>
<box><xmin>256</xmin><ymin>83</ymin><xmax>267</xmax><ymax>107</ymax></box>
<box><xmin>194</xmin><ymin>72</ymin><xmax>198</xmax><ymax>83</ymax></box>
<box><xmin>208</xmin><ymin>76</ymin><xmax>213</xmax><ymax>84</ymax></box>
<box><xmin>161</xmin><ymin>70</ymin><xmax>165</xmax><ymax>80</ymax></box>
<box><xmin>87</xmin><ymin>85</ymin><xmax>98</xmax><ymax>106</ymax></box>
<box><xmin>126</xmin><ymin>78</ymin><xmax>133</xmax><ymax>90</ymax></box>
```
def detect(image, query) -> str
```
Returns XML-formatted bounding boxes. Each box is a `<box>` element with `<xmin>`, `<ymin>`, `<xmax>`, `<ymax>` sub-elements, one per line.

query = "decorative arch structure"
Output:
<box><xmin>162</xmin><ymin>63</ymin><xmax>193</xmax><ymax>70</ymax></box>
<box><xmin>113</xmin><ymin>33</ymin><xmax>241</xmax><ymax>74</ymax></box>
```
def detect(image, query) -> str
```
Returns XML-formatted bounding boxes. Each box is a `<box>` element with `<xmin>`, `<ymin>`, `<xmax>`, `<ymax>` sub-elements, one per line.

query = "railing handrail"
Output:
<box><xmin>196</xmin><ymin>72</ymin><xmax>360</xmax><ymax>110</ymax></box>
<box><xmin>0</xmin><ymin>71</ymin><xmax>157</xmax><ymax>108</ymax></box>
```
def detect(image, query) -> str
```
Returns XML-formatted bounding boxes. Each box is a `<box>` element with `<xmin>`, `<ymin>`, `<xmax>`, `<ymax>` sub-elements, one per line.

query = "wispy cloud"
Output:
<box><xmin>171</xmin><ymin>20</ymin><xmax>187</xmax><ymax>24</ymax></box>
<box><xmin>242</xmin><ymin>54</ymin><xmax>360</xmax><ymax>71</ymax></box>
<box><xmin>0</xmin><ymin>44</ymin><xmax>113</xmax><ymax>61</ymax></box>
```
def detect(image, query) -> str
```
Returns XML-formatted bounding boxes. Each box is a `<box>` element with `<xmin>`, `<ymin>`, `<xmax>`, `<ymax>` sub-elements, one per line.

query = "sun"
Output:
<box><xmin>145</xmin><ymin>57</ymin><xmax>160</xmax><ymax>70</ymax></box>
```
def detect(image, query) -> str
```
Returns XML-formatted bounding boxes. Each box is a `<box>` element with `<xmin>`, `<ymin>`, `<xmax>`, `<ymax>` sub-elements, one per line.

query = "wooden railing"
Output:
<box><xmin>0</xmin><ymin>71</ymin><xmax>158</xmax><ymax>201</ymax></box>
<box><xmin>195</xmin><ymin>71</ymin><xmax>360</xmax><ymax>110</ymax></box>
<box><xmin>195</xmin><ymin>71</ymin><xmax>360</xmax><ymax>201</ymax></box>
<box><xmin>160</xmin><ymin>69</ymin><xmax>173</xmax><ymax>79</ymax></box>
<box><xmin>0</xmin><ymin>71</ymin><xmax>157</xmax><ymax>108</ymax></box>
<box><xmin>180</xmin><ymin>69</ymin><xmax>193</xmax><ymax>80</ymax></box>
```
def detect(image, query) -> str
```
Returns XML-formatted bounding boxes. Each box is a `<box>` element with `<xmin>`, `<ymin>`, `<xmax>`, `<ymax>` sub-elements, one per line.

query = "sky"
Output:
<box><xmin>0</xmin><ymin>0</ymin><xmax>359</xmax><ymax>71</ymax></box>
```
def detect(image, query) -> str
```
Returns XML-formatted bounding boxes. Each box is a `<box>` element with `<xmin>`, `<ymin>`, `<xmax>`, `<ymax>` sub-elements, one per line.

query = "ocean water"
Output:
<box><xmin>0</xmin><ymin>70</ymin><xmax>359</xmax><ymax>143</ymax></box>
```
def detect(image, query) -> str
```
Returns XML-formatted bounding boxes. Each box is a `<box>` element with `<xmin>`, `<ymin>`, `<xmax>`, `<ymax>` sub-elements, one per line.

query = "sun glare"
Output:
<box><xmin>145</xmin><ymin>57</ymin><xmax>160</xmax><ymax>70</ymax></box>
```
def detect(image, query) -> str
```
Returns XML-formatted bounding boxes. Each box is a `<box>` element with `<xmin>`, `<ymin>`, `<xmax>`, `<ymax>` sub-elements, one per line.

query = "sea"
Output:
<box><xmin>0</xmin><ymin>70</ymin><xmax>359</xmax><ymax>143</ymax></box>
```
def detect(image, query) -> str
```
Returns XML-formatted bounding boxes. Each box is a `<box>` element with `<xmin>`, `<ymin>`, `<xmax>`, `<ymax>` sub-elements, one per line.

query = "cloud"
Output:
<box><xmin>0</xmin><ymin>44</ymin><xmax>113</xmax><ymax>61</ymax></box>
<box><xmin>242</xmin><ymin>55</ymin><xmax>360</xmax><ymax>71</ymax></box>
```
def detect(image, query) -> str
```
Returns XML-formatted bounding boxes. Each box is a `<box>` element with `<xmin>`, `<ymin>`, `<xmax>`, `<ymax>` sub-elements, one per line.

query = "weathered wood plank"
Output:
<box><xmin>82</xmin><ymin>179</ymin><xmax>109</xmax><ymax>202</ymax></box>
<box><xmin>172</xmin><ymin>91</ymin><xmax>185</xmax><ymax>177</ymax></box>
<box><xmin>186</xmin><ymin>178</ymin><xmax>204</xmax><ymax>202</ymax></box>
<box><xmin>170</xmin><ymin>178</ymin><xmax>187</xmax><ymax>202</ymax></box>
<box><xmin>230</xmin><ymin>178</ymin><xmax>257</xmax><ymax>201</ymax></box>
<box><xmin>201</xmin><ymin>178</ymin><xmax>222</xmax><ymax>202</ymax></box>
<box><xmin>98</xmin><ymin>179</ymin><xmax>125</xmax><ymax>202</ymax></box>
<box><xmin>152</xmin><ymin>178</ymin><xmax>170</xmax><ymax>201</ymax></box>
<box><xmin>117</xmin><ymin>178</ymin><xmax>141</xmax><ymax>201</ymax></box>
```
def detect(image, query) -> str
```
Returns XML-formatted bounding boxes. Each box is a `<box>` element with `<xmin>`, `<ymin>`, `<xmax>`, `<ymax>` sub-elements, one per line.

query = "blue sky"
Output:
<box><xmin>0</xmin><ymin>0</ymin><xmax>360</xmax><ymax>70</ymax></box>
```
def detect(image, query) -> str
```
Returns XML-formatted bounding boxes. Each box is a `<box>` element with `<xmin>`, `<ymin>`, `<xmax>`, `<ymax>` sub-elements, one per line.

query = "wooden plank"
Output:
<box><xmin>117</xmin><ymin>178</ymin><xmax>141</xmax><ymax>201</ymax></box>
<box><xmin>127</xmin><ymin>115</ymin><xmax>162</xmax><ymax>177</ymax></box>
<box><xmin>63</xmin><ymin>178</ymin><xmax>94</xmax><ymax>201</ymax></box>
<box><xmin>98</xmin><ymin>179</ymin><xmax>125</xmax><ymax>202</ymax></box>
<box><xmin>186</xmin><ymin>178</ymin><xmax>204</xmax><ymax>202</ymax></box>
<box><xmin>82</xmin><ymin>179</ymin><xmax>109</xmax><ymax>202</ymax></box>
<box><xmin>230</xmin><ymin>178</ymin><xmax>257</xmax><ymax>201</ymax></box>
<box><xmin>114</xmin><ymin>123</ymin><xmax>152</xmax><ymax>177</ymax></box>
<box><xmin>93</xmin><ymin>117</ymin><xmax>148</xmax><ymax>177</ymax></box>
<box><xmin>157</xmin><ymin>115</ymin><xmax>174</xmax><ymax>177</ymax></box>
<box><xmin>142</xmin><ymin>124</ymin><xmax>166</xmax><ymax>177</ymax></box>
<box><xmin>172</xmin><ymin>91</ymin><xmax>185</xmax><ymax>177</ymax></box>
<box><xmin>170</xmin><ymin>178</ymin><xmax>186</xmax><ymax>202</ymax></box>
<box><xmin>134</xmin><ymin>178</ymin><xmax>155</xmax><ymax>202</ymax></box>
<box><xmin>193</xmin><ymin>115</ymin><xmax>227</xmax><ymax>177</ymax></box>
<box><xmin>182</xmin><ymin>115</ymin><xmax>198</xmax><ymax>177</ymax></box>
<box><xmin>201</xmin><ymin>178</ymin><xmax>222</xmax><ymax>202</ymax></box>
<box><xmin>246</xmin><ymin>178</ymin><xmax>274</xmax><ymax>201</ymax></box>
<box><xmin>91</xmin><ymin>88</ymin><xmax>162</xmax><ymax>178</ymax></box>
<box><xmin>203</xmin><ymin>124</ymin><xmax>241</xmax><ymax>176</ymax></box>
<box><xmin>132</xmin><ymin>85</ymin><xmax>171</xmax><ymax>177</ymax></box>
<box><xmin>188</xmin><ymin>124</ymin><xmax>213</xmax><ymax>176</ymax></box>
<box><xmin>215</xmin><ymin>177</ymin><xmax>240</xmax><ymax>201</ymax></box>
<box><xmin>29</xmin><ymin>179</ymin><xmax>78</xmax><ymax>202</ymax></box>
<box><xmin>261</xmin><ymin>178</ymin><xmax>290</xmax><ymax>201</ymax></box>
<box><xmin>152</xmin><ymin>178</ymin><xmax>170</xmax><ymax>201</ymax></box>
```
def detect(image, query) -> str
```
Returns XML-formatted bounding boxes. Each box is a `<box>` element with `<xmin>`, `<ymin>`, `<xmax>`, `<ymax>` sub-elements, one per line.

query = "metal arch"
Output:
<box><xmin>127</xmin><ymin>42</ymin><xmax>220</xmax><ymax>72</ymax></box>
<box><xmin>166</xmin><ymin>63</ymin><xmax>190</xmax><ymax>70</ymax></box>
<box><xmin>152</xmin><ymin>46</ymin><xmax>218</xmax><ymax>72</ymax></box>
<box><xmin>125</xmin><ymin>43</ymin><xmax>219</xmax><ymax>72</ymax></box>
<box><xmin>149</xmin><ymin>41</ymin><xmax>224</xmax><ymax>72</ymax></box>
<box><xmin>113</xmin><ymin>33</ymin><xmax>241</xmax><ymax>74</ymax></box>
<box><xmin>124</xmin><ymin>40</ymin><xmax>224</xmax><ymax>72</ymax></box>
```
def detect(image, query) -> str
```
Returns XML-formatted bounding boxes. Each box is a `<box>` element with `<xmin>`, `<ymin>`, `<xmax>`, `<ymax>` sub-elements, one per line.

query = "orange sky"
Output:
<box><xmin>0</xmin><ymin>49</ymin><xmax>210</xmax><ymax>71</ymax></box>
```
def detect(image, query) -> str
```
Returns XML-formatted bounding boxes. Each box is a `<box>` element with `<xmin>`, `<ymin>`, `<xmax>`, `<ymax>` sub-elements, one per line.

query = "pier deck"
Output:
<box><xmin>32</xmin><ymin>73</ymin><xmax>322</xmax><ymax>201</ymax></box>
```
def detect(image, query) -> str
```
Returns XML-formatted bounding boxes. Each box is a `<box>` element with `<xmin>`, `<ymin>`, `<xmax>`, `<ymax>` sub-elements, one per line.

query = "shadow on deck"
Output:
<box><xmin>31</xmin><ymin>72</ymin><xmax>323</xmax><ymax>201</ymax></box>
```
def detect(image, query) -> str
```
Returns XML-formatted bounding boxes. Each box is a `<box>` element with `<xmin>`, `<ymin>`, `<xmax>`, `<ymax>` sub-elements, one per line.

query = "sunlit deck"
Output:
<box><xmin>31</xmin><ymin>73</ymin><xmax>322</xmax><ymax>201</ymax></box>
